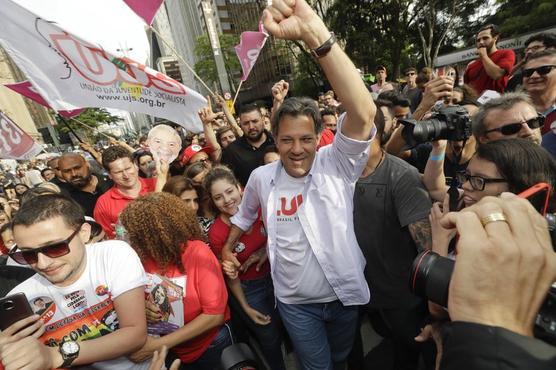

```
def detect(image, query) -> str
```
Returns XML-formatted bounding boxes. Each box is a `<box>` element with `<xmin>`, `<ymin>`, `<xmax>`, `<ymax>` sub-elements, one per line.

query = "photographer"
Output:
<box><xmin>385</xmin><ymin>77</ymin><xmax>477</xmax><ymax>185</ymax></box>
<box><xmin>437</xmin><ymin>194</ymin><xmax>556</xmax><ymax>369</ymax></box>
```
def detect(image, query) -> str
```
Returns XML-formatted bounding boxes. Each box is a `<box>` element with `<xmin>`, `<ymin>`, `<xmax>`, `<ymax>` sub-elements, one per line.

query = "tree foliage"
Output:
<box><xmin>194</xmin><ymin>33</ymin><xmax>241</xmax><ymax>89</ymax></box>
<box><xmin>54</xmin><ymin>108</ymin><xmax>122</xmax><ymax>141</ymax></box>
<box><xmin>487</xmin><ymin>0</ymin><xmax>556</xmax><ymax>37</ymax></box>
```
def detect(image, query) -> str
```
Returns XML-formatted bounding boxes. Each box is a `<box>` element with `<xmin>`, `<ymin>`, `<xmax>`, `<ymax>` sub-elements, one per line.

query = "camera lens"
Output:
<box><xmin>409</xmin><ymin>250</ymin><xmax>455</xmax><ymax>307</ymax></box>
<box><xmin>411</xmin><ymin>119</ymin><xmax>448</xmax><ymax>143</ymax></box>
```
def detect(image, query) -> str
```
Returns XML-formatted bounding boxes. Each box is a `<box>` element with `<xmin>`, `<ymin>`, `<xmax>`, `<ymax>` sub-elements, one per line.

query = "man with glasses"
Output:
<box><xmin>464</xmin><ymin>24</ymin><xmax>515</xmax><ymax>94</ymax></box>
<box><xmin>1</xmin><ymin>194</ymin><xmax>148</xmax><ymax>370</ymax></box>
<box><xmin>507</xmin><ymin>32</ymin><xmax>556</xmax><ymax>92</ymax></box>
<box><xmin>472</xmin><ymin>92</ymin><xmax>542</xmax><ymax>145</ymax></box>
<box><xmin>402</xmin><ymin>67</ymin><xmax>422</xmax><ymax>112</ymax></box>
<box><xmin>522</xmin><ymin>49</ymin><xmax>556</xmax><ymax>136</ymax></box>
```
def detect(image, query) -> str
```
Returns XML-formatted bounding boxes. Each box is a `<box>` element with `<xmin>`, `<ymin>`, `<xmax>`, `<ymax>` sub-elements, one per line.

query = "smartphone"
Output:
<box><xmin>0</xmin><ymin>292</ymin><xmax>34</xmax><ymax>330</ymax></box>
<box><xmin>518</xmin><ymin>182</ymin><xmax>551</xmax><ymax>215</ymax></box>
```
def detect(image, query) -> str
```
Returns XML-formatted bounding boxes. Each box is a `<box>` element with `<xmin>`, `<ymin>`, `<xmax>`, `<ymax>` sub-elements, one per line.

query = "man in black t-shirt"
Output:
<box><xmin>353</xmin><ymin>100</ymin><xmax>434</xmax><ymax>370</ymax></box>
<box><xmin>221</xmin><ymin>104</ymin><xmax>274</xmax><ymax>186</ymax></box>
<box><xmin>58</xmin><ymin>153</ymin><xmax>112</xmax><ymax>216</ymax></box>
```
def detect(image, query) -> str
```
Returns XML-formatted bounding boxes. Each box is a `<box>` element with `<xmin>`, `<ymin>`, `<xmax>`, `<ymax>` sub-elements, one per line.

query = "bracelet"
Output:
<box><xmin>310</xmin><ymin>33</ymin><xmax>337</xmax><ymax>59</ymax></box>
<box><xmin>429</xmin><ymin>153</ymin><xmax>445</xmax><ymax>161</ymax></box>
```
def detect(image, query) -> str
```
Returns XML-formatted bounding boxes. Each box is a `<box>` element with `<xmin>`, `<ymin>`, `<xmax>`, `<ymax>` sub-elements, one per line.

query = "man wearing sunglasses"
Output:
<box><xmin>472</xmin><ymin>92</ymin><xmax>542</xmax><ymax>145</ymax></box>
<box><xmin>1</xmin><ymin>194</ymin><xmax>148</xmax><ymax>370</ymax></box>
<box><xmin>523</xmin><ymin>49</ymin><xmax>556</xmax><ymax>135</ymax></box>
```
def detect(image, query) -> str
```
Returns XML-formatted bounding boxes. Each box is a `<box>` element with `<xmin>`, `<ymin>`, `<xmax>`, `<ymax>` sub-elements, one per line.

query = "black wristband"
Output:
<box><xmin>310</xmin><ymin>33</ymin><xmax>336</xmax><ymax>59</ymax></box>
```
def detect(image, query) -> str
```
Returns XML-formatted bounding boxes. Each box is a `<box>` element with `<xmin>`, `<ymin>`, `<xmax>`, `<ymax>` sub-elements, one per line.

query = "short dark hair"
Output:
<box><xmin>524</xmin><ymin>32</ymin><xmax>556</xmax><ymax>49</ymax></box>
<box><xmin>239</xmin><ymin>103</ymin><xmax>261</xmax><ymax>117</ymax></box>
<box><xmin>12</xmin><ymin>194</ymin><xmax>85</xmax><ymax>229</ymax></box>
<box><xmin>40</xmin><ymin>168</ymin><xmax>53</xmax><ymax>178</ymax></box>
<box><xmin>404</xmin><ymin>67</ymin><xmax>417</xmax><ymax>74</ymax></box>
<box><xmin>374</xmin><ymin>99</ymin><xmax>393</xmax><ymax>144</ymax></box>
<box><xmin>525</xmin><ymin>49</ymin><xmax>556</xmax><ymax>63</ymax></box>
<box><xmin>320</xmin><ymin>107</ymin><xmax>337</xmax><ymax>118</ymax></box>
<box><xmin>376</xmin><ymin>65</ymin><xmax>387</xmax><ymax>72</ymax></box>
<box><xmin>216</xmin><ymin>127</ymin><xmax>234</xmax><ymax>141</ymax></box>
<box><xmin>271</xmin><ymin>97</ymin><xmax>322</xmax><ymax>137</ymax></box>
<box><xmin>479</xmin><ymin>24</ymin><xmax>500</xmax><ymax>38</ymax></box>
<box><xmin>102</xmin><ymin>145</ymin><xmax>133</xmax><ymax>171</ymax></box>
<box><xmin>377</xmin><ymin>91</ymin><xmax>410</xmax><ymax>108</ymax></box>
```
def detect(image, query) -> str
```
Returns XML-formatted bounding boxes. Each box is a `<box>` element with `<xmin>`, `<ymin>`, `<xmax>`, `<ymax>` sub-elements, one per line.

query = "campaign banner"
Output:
<box><xmin>0</xmin><ymin>0</ymin><xmax>206</xmax><ymax>133</ymax></box>
<box><xmin>124</xmin><ymin>0</ymin><xmax>164</xmax><ymax>25</ymax></box>
<box><xmin>235</xmin><ymin>23</ymin><xmax>269</xmax><ymax>81</ymax></box>
<box><xmin>4</xmin><ymin>81</ymin><xmax>85</xmax><ymax>119</ymax></box>
<box><xmin>0</xmin><ymin>112</ymin><xmax>43</xmax><ymax>160</ymax></box>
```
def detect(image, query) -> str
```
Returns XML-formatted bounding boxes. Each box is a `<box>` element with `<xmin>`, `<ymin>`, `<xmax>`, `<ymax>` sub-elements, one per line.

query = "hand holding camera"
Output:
<box><xmin>412</xmin><ymin>193</ymin><xmax>556</xmax><ymax>339</ymax></box>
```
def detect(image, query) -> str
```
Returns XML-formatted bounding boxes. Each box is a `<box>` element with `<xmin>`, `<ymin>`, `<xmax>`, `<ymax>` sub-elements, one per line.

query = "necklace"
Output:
<box><xmin>362</xmin><ymin>149</ymin><xmax>385</xmax><ymax>177</ymax></box>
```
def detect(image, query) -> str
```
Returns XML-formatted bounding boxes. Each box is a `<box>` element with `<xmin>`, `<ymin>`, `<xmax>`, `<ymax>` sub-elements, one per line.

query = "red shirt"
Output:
<box><xmin>464</xmin><ymin>49</ymin><xmax>515</xmax><ymax>94</ymax></box>
<box><xmin>208</xmin><ymin>215</ymin><xmax>270</xmax><ymax>281</ymax></box>
<box><xmin>542</xmin><ymin>105</ymin><xmax>556</xmax><ymax>134</ymax></box>
<box><xmin>142</xmin><ymin>240</ymin><xmax>230</xmax><ymax>363</ymax></box>
<box><xmin>93</xmin><ymin>177</ymin><xmax>156</xmax><ymax>238</ymax></box>
<box><xmin>0</xmin><ymin>240</ymin><xmax>8</xmax><ymax>255</ymax></box>
<box><xmin>318</xmin><ymin>129</ymin><xmax>335</xmax><ymax>150</ymax></box>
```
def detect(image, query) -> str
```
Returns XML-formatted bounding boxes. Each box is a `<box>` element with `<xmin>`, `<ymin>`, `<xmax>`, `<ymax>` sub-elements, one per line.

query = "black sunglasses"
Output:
<box><xmin>456</xmin><ymin>173</ymin><xmax>507</xmax><ymax>191</ymax></box>
<box><xmin>484</xmin><ymin>116</ymin><xmax>544</xmax><ymax>136</ymax></box>
<box><xmin>522</xmin><ymin>65</ymin><xmax>556</xmax><ymax>78</ymax></box>
<box><xmin>9</xmin><ymin>226</ymin><xmax>82</xmax><ymax>265</ymax></box>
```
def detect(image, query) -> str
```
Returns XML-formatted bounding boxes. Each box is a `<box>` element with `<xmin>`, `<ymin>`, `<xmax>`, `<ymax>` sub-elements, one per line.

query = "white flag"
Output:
<box><xmin>0</xmin><ymin>0</ymin><xmax>206</xmax><ymax>132</ymax></box>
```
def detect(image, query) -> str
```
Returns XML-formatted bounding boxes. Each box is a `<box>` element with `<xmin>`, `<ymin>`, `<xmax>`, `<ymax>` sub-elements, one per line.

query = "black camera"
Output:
<box><xmin>400</xmin><ymin>105</ymin><xmax>472</xmax><ymax>148</ymax></box>
<box><xmin>410</xmin><ymin>249</ymin><xmax>556</xmax><ymax>344</ymax></box>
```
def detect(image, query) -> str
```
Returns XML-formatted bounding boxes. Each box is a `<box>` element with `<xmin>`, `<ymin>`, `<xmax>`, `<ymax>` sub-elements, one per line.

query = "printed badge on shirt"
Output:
<box><xmin>145</xmin><ymin>274</ymin><xmax>185</xmax><ymax>336</ymax></box>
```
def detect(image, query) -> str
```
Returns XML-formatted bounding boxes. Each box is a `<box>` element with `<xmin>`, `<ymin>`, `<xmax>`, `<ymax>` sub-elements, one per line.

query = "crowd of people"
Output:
<box><xmin>1</xmin><ymin>1</ymin><xmax>556</xmax><ymax>370</ymax></box>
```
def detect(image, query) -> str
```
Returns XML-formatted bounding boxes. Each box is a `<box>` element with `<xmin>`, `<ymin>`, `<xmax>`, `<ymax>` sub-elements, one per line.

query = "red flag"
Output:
<box><xmin>0</xmin><ymin>111</ymin><xmax>43</xmax><ymax>160</ymax></box>
<box><xmin>124</xmin><ymin>0</ymin><xmax>164</xmax><ymax>25</ymax></box>
<box><xmin>4</xmin><ymin>81</ymin><xmax>85</xmax><ymax>119</ymax></box>
<box><xmin>234</xmin><ymin>23</ymin><xmax>269</xmax><ymax>81</ymax></box>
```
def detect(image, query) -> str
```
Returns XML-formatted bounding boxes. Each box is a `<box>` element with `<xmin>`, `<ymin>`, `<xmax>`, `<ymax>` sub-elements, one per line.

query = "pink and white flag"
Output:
<box><xmin>0</xmin><ymin>0</ymin><xmax>206</xmax><ymax>132</ymax></box>
<box><xmin>235</xmin><ymin>23</ymin><xmax>269</xmax><ymax>81</ymax></box>
<box><xmin>4</xmin><ymin>81</ymin><xmax>85</xmax><ymax>119</ymax></box>
<box><xmin>0</xmin><ymin>111</ymin><xmax>43</xmax><ymax>160</ymax></box>
<box><xmin>123</xmin><ymin>0</ymin><xmax>164</xmax><ymax>25</ymax></box>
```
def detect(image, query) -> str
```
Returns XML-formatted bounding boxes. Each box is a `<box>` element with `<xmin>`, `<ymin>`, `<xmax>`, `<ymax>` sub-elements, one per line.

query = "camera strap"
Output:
<box><xmin>447</xmin><ymin>139</ymin><xmax>467</xmax><ymax>211</ymax></box>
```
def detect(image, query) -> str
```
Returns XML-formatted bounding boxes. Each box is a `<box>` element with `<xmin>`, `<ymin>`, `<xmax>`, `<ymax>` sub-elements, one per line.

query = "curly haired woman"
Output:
<box><xmin>120</xmin><ymin>192</ymin><xmax>231</xmax><ymax>370</ymax></box>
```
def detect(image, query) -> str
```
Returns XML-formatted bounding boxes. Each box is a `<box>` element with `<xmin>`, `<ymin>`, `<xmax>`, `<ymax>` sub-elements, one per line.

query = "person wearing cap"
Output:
<box><xmin>221</xmin><ymin>103</ymin><xmax>275</xmax><ymax>187</ymax></box>
<box><xmin>180</xmin><ymin>144</ymin><xmax>213</xmax><ymax>168</ymax></box>
<box><xmin>370</xmin><ymin>66</ymin><xmax>395</xmax><ymax>95</ymax></box>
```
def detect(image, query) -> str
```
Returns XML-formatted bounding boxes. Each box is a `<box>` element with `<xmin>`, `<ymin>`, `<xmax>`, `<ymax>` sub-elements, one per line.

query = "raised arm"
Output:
<box><xmin>214</xmin><ymin>94</ymin><xmax>242</xmax><ymax>138</ymax></box>
<box><xmin>199</xmin><ymin>98</ymin><xmax>224</xmax><ymax>163</ymax></box>
<box><xmin>262</xmin><ymin>0</ymin><xmax>375</xmax><ymax>140</ymax></box>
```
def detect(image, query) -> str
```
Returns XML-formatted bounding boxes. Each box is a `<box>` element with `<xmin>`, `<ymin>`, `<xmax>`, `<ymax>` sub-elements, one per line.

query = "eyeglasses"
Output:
<box><xmin>484</xmin><ymin>116</ymin><xmax>544</xmax><ymax>136</ymax></box>
<box><xmin>456</xmin><ymin>173</ymin><xmax>507</xmax><ymax>191</ymax></box>
<box><xmin>9</xmin><ymin>226</ymin><xmax>82</xmax><ymax>265</ymax></box>
<box><xmin>522</xmin><ymin>65</ymin><xmax>556</xmax><ymax>78</ymax></box>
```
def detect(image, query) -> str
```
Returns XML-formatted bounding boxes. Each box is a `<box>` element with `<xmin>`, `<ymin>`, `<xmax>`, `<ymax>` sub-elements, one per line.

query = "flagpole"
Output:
<box><xmin>150</xmin><ymin>27</ymin><xmax>215</xmax><ymax>96</ymax></box>
<box><xmin>232</xmin><ymin>80</ymin><xmax>243</xmax><ymax>107</ymax></box>
<box><xmin>66</xmin><ymin>116</ymin><xmax>117</xmax><ymax>141</ymax></box>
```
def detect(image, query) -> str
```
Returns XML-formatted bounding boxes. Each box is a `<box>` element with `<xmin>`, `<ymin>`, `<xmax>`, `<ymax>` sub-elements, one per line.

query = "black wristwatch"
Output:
<box><xmin>310</xmin><ymin>32</ymin><xmax>337</xmax><ymax>59</ymax></box>
<box><xmin>58</xmin><ymin>340</ymin><xmax>80</xmax><ymax>368</ymax></box>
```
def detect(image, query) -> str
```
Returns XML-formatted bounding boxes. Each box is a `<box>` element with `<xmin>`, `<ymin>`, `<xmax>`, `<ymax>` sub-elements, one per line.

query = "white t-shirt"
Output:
<box><xmin>9</xmin><ymin>240</ymin><xmax>149</xmax><ymax>370</ymax></box>
<box><xmin>274</xmin><ymin>168</ymin><xmax>336</xmax><ymax>304</ymax></box>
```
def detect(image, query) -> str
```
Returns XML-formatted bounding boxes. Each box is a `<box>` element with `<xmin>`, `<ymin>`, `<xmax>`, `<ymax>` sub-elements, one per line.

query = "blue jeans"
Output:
<box><xmin>241</xmin><ymin>276</ymin><xmax>285</xmax><ymax>370</ymax></box>
<box><xmin>277</xmin><ymin>300</ymin><xmax>359</xmax><ymax>370</ymax></box>
<box><xmin>171</xmin><ymin>323</ymin><xmax>233</xmax><ymax>370</ymax></box>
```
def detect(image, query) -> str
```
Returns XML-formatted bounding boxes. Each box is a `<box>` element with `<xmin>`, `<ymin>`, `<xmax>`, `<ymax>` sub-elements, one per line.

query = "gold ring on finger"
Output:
<box><xmin>480</xmin><ymin>212</ymin><xmax>507</xmax><ymax>227</ymax></box>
